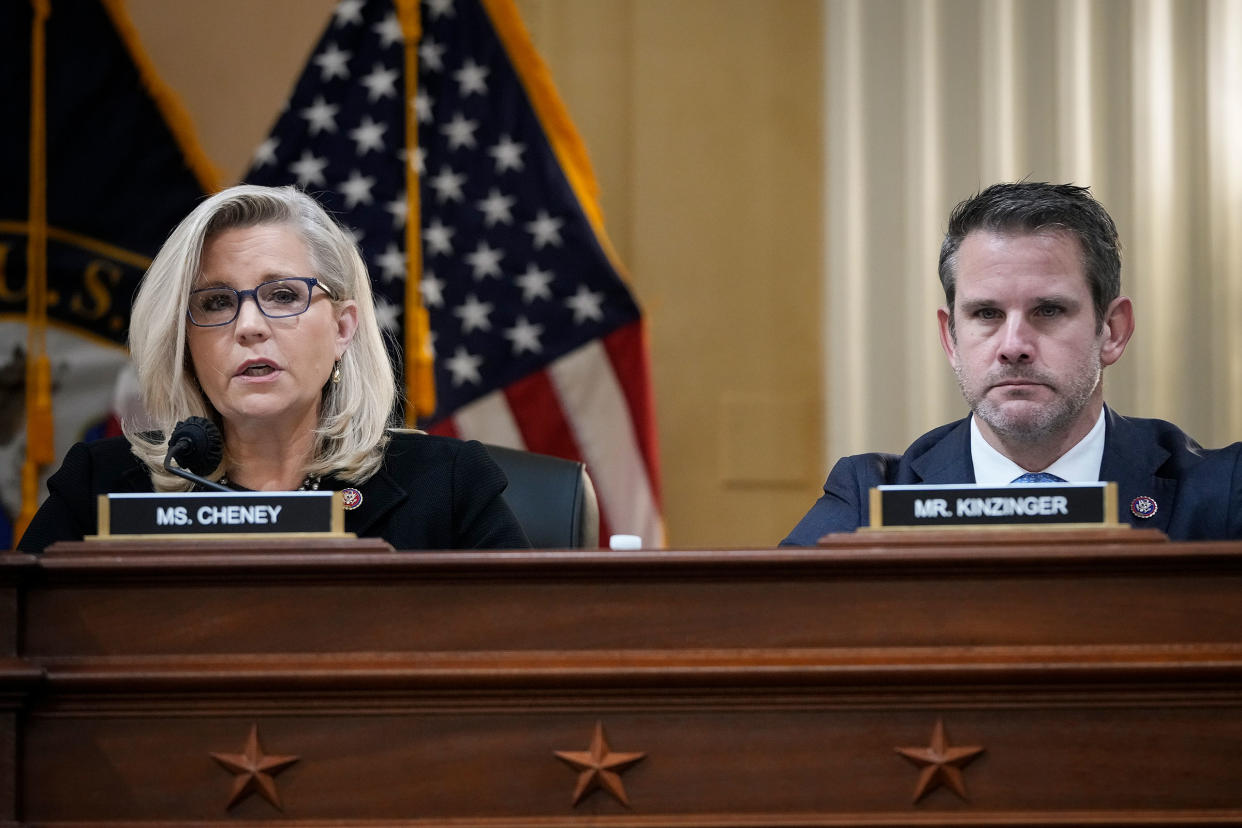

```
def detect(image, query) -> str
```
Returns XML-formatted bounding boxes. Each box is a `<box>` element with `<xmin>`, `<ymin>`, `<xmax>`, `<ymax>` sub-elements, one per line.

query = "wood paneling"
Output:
<box><xmin>4</xmin><ymin>534</ymin><xmax>1242</xmax><ymax>823</ymax></box>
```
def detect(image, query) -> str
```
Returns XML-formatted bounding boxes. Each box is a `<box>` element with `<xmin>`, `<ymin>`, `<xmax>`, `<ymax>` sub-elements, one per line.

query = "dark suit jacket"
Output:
<box><xmin>782</xmin><ymin>407</ymin><xmax>1242</xmax><ymax>545</ymax></box>
<box><xmin>17</xmin><ymin>432</ymin><xmax>530</xmax><ymax>552</ymax></box>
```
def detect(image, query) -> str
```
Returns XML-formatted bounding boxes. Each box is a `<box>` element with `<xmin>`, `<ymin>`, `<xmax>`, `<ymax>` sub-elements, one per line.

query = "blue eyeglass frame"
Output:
<box><xmin>186</xmin><ymin>277</ymin><xmax>334</xmax><ymax>327</ymax></box>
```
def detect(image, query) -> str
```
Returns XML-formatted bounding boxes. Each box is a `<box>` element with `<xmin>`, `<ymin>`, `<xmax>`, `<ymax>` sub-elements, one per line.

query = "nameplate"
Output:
<box><xmin>92</xmin><ymin>491</ymin><xmax>348</xmax><ymax>539</ymax></box>
<box><xmin>868</xmin><ymin>482</ymin><xmax>1118</xmax><ymax>529</ymax></box>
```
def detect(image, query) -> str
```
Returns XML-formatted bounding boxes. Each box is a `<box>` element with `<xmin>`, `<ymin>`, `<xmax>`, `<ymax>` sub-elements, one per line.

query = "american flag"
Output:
<box><xmin>245</xmin><ymin>0</ymin><xmax>663</xmax><ymax>545</ymax></box>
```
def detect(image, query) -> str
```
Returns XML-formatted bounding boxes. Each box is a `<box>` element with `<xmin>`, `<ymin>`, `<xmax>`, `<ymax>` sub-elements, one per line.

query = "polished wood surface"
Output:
<box><xmin>3</xmin><ymin>532</ymin><xmax>1242</xmax><ymax>825</ymax></box>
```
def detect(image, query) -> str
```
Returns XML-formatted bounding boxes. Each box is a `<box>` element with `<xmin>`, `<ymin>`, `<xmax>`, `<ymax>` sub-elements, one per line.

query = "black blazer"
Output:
<box><xmin>782</xmin><ymin>407</ymin><xmax>1242</xmax><ymax>545</ymax></box>
<box><xmin>17</xmin><ymin>432</ymin><xmax>530</xmax><ymax>552</ymax></box>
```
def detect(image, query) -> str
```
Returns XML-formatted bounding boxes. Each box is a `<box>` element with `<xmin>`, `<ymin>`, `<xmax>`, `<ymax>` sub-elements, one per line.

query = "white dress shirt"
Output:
<box><xmin>969</xmin><ymin>407</ymin><xmax>1106</xmax><ymax>485</ymax></box>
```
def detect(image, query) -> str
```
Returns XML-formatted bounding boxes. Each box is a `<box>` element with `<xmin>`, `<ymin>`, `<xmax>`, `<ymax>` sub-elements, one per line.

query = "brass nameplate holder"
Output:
<box><xmin>92</xmin><ymin>491</ymin><xmax>350</xmax><ymax>540</ymax></box>
<box><xmin>868</xmin><ymin>482</ymin><xmax>1118</xmax><ymax>530</ymax></box>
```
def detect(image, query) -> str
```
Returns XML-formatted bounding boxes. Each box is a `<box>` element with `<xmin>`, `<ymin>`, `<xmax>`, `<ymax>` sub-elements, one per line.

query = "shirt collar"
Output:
<box><xmin>969</xmin><ymin>407</ymin><xmax>1106</xmax><ymax>485</ymax></box>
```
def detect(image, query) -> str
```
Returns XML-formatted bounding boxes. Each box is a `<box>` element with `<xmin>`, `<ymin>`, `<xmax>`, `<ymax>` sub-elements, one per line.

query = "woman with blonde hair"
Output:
<box><xmin>19</xmin><ymin>184</ymin><xmax>528</xmax><ymax>551</ymax></box>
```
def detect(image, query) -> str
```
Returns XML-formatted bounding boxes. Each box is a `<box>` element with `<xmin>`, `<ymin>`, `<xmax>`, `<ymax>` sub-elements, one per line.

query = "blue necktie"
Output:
<box><xmin>1010</xmin><ymin>472</ymin><xmax>1066</xmax><ymax>484</ymax></box>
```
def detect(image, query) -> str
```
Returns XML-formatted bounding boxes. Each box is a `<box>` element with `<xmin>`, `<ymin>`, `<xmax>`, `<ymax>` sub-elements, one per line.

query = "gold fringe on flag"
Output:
<box><xmin>395</xmin><ymin>0</ymin><xmax>436</xmax><ymax>422</ymax></box>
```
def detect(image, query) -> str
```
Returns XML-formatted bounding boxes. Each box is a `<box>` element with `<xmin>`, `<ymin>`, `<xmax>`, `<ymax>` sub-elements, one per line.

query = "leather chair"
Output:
<box><xmin>483</xmin><ymin>445</ymin><xmax>600</xmax><ymax>548</ymax></box>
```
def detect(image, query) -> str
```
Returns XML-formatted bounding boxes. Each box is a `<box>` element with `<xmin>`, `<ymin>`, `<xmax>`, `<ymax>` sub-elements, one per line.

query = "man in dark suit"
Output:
<box><xmin>784</xmin><ymin>182</ymin><xmax>1242</xmax><ymax>545</ymax></box>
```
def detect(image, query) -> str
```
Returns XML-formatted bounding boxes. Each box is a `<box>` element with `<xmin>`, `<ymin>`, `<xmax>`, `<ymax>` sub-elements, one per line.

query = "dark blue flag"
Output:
<box><xmin>0</xmin><ymin>0</ymin><xmax>216</xmax><ymax>545</ymax></box>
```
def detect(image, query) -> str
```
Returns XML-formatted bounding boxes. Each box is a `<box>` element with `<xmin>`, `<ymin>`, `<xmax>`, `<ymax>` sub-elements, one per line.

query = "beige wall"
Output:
<box><xmin>125</xmin><ymin>0</ymin><xmax>825</xmax><ymax>548</ymax></box>
<box><xmin>125</xmin><ymin>0</ymin><xmax>337</xmax><ymax>184</ymax></box>
<box><xmin>518</xmin><ymin>1</ymin><xmax>825</xmax><ymax>547</ymax></box>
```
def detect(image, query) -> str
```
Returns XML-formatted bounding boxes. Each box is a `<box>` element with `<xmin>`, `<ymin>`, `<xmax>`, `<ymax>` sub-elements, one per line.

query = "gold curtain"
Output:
<box><xmin>823</xmin><ymin>0</ymin><xmax>1242</xmax><ymax>462</ymax></box>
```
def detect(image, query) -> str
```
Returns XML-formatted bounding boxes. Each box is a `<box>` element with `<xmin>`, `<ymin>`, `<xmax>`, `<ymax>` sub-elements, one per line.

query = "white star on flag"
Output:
<box><xmin>420</xmin><ymin>272</ymin><xmax>446</xmax><ymax>308</ymax></box>
<box><xmin>454</xmin><ymin>294</ymin><xmax>493</xmax><ymax>333</ymax></box>
<box><xmin>445</xmin><ymin>346</ymin><xmax>483</xmax><ymax>386</ymax></box>
<box><xmin>385</xmin><ymin>196</ymin><xmax>408</xmax><ymax>229</ymax></box>
<box><xmin>503</xmin><ymin>316</ymin><xmax>544</xmax><ymax>354</ymax></box>
<box><xmin>525</xmin><ymin>210</ymin><xmax>564</xmax><ymax>249</ymax></box>
<box><xmin>299</xmin><ymin>96</ymin><xmax>339</xmax><ymax>134</ymax></box>
<box><xmin>488</xmin><ymin>135</ymin><xmax>525</xmax><ymax>173</ymax></box>
<box><xmin>565</xmin><ymin>285</ymin><xmax>604</xmax><ymax>323</ymax></box>
<box><xmin>429</xmin><ymin>166</ymin><xmax>466</xmax><ymax>203</ymax></box>
<box><xmin>376</xmin><ymin>243</ymin><xmax>406</xmax><ymax>283</ymax></box>
<box><xmin>289</xmin><ymin>150</ymin><xmax>328</xmax><ymax>187</ymax></box>
<box><xmin>414</xmin><ymin>90</ymin><xmax>434</xmax><ymax>123</ymax></box>
<box><xmin>349</xmin><ymin>115</ymin><xmax>387</xmax><ymax>154</ymax></box>
<box><xmin>332</xmin><ymin>0</ymin><xmax>364</xmax><ymax>27</ymax></box>
<box><xmin>372</xmin><ymin>12</ymin><xmax>404</xmax><ymax>48</ymax></box>
<box><xmin>454</xmin><ymin>59</ymin><xmax>489</xmax><ymax>96</ymax></box>
<box><xmin>464</xmin><ymin>241</ymin><xmax>503</xmax><ymax>279</ymax></box>
<box><xmin>423</xmin><ymin>219</ymin><xmax>454</xmax><ymax>256</ymax></box>
<box><xmin>373</xmin><ymin>294</ymin><xmax>402</xmax><ymax>333</ymax></box>
<box><xmin>426</xmin><ymin>0</ymin><xmax>455</xmax><ymax>20</ymax></box>
<box><xmin>475</xmin><ymin>188</ymin><xmax>515</xmax><ymax>226</ymax></box>
<box><xmin>361</xmin><ymin>63</ymin><xmax>399</xmax><ymax>102</ymax></box>
<box><xmin>515</xmin><ymin>263</ymin><xmax>554</xmax><ymax>302</ymax></box>
<box><xmin>440</xmin><ymin>113</ymin><xmax>479</xmax><ymax>150</ymax></box>
<box><xmin>338</xmin><ymin>170</ymin><xmax>376</xmax><ymax>208</ymax></box>
<box><xmin>252</xmin><ymin>137</ymin><xmax>279</xmax><ymax>168</ymax></box>
<box><xmin>419</xmin><ymin>39</ymin><xmax>446</xmax><ymax>72</ymax></box>
<box><xmin>314</xmin><ymin>43</ymin><xmax>352</xmax><ymax>80</ymax></box>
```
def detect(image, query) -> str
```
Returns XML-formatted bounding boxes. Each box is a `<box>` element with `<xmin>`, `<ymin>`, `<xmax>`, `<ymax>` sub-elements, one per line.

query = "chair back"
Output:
<box><xmin>483</xmin><ymin>445</ymin><xmax>600</xmax><ymax>548</ymax></box>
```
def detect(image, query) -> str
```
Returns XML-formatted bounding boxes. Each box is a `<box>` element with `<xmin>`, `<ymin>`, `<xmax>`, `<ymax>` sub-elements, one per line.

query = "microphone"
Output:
<box><xmin>163</xmin><ymin>416</ymin><xmax>231</xmax><ymax>492</ymax></box>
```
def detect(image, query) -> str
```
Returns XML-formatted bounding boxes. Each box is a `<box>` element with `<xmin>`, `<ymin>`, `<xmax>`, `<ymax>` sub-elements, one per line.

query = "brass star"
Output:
<box><xmin>895</xmin><ymin>719</ymin><xmax>985</xmax><ymax>803</ymax></box>
<box><xmin>554</xmin><ymin>721</ymin><xmax>646</xmax><ymax>807</ymax></box>
<box><xmin>210</xmin><ymin>724</ymin><xmax>299</xmax><ymax>811</ymax></box>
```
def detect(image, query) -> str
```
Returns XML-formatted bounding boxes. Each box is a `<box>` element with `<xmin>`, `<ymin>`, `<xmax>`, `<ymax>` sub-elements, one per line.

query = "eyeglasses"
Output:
<box><xmin>186</xmin><ymin>277</ymin><xmax>332</xmax><ymax>327</ymax></box>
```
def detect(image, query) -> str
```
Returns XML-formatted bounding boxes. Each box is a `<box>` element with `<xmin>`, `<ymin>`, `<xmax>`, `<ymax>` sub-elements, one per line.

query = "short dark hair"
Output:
<box><xmin>938</xmin><ymin>182</ymin><xmax>1121</xmax><ymax>334</ymax></box>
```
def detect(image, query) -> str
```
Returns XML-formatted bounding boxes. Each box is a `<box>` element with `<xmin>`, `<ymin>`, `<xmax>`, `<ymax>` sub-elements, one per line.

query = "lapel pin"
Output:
<box><xmin>1130</xmin><ymin>495</ymin><xmax>1157</xmax><ymax>519</ymax></box>
<box><xmin>341</xmin><ymin>488</ymin><xmax>363</xmax><ymax>511</ymax></box>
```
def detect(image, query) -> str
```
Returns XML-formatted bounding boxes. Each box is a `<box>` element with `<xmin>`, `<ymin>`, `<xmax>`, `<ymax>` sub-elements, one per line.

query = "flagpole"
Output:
<box><xmin>395</xmin><ymin>0</ymin><xmax>436</xmax><ymax>423</ymax></box>
<box><xmin>19</xmin><ymin>0</ymin><xmax>55</xmax><ymax>541</ymax></box>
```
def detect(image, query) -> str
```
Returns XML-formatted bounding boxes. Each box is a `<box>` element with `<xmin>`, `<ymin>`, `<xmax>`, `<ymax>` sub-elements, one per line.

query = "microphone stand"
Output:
<box><xmin>163</xmin><ymin>439</ymin><xmax>233</xmax><ymax>492</ymax></box>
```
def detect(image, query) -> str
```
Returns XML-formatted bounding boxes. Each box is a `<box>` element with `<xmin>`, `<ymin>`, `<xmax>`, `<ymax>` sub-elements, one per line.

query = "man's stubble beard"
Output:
<box><xmin>954</xmin><ymin>346</ymin><xmax>1103</xmax><ymax>445</ymax></box>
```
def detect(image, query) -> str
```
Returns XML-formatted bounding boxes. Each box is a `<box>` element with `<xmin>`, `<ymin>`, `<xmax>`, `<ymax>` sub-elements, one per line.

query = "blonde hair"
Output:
<box><xmin>124</xmin><ymin>184</ymin><xmax>398</xmax><ymax>490</ymax></box>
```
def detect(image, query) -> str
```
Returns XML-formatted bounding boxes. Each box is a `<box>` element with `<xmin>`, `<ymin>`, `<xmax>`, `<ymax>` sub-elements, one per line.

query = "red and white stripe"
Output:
<box><xmin>428</xmin><ymin>321</ymin><xmax>664</xmax><ymax>547</ymax></box>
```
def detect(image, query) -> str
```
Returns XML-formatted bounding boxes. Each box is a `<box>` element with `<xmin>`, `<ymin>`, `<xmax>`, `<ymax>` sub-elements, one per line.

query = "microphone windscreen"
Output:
<box><xmin>169</xmin><ymin>416</ymin><xmax>224</xmax><ymax>476</ymax></box>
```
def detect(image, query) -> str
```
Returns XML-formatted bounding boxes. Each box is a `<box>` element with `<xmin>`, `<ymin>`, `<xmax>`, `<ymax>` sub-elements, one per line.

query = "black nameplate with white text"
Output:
<box><xmin>94</xmin><ymin>491</ymin><xmax>346</xmax><ymax>539</ymax></box>
<box><xmin>870</xmin><ymin>482</ymin><xmax>1117</xmax><ymax>529</ymax></box>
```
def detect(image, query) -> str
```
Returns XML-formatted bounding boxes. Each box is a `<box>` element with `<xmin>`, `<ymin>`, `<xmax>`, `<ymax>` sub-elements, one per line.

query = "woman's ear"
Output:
<box><xmin>334</xmin><ymin>300</ymin><xmax>359</xmax><ymax>359</ymax></box>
